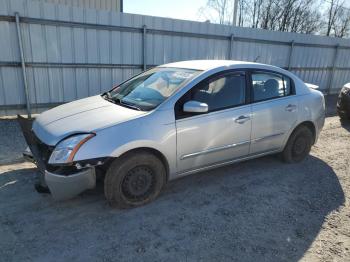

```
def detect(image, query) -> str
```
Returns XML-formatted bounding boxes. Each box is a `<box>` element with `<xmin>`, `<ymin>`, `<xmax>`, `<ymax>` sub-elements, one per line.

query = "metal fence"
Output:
<box><xmin>1</xmin><ymin>0</ymin><xmax>350</xmax><ymax>116</ymax></box>
<box><xmin>32</xmin><ymin>0</ymin><xmax>122</xmax><ymax>12</ymax></box>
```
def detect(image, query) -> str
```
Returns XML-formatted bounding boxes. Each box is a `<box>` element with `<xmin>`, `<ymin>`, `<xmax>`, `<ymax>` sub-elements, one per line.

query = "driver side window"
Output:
<box><xmin>192</xmin><ymin>73</ymin><xmax>246</xmax><ymax>112</ymax></box>
<box><xmin>175</xmin><ymin>72</ymin><xmax>246</xmax><ymax>119</ymax></box>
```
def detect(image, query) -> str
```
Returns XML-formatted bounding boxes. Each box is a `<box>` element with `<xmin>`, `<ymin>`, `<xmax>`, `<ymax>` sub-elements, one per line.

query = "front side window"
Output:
<box><xmin>105</xmin><ymin>67</ymin><xmax>201</xmax><ymax>111</ymax></box>
<box><xmin>251</xmin><ymin>72</ymin><xmax>292</xmax><ymax>102</ymax></box>
<box><xmin>190</xmin><ymin>73</ymin><xmax>246</xmax><ymax>112</ymax></box>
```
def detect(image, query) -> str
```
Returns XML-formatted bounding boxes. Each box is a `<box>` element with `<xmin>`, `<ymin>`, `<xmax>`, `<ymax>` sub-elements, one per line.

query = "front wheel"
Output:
<box><xmin>104</xmin><ymin>151</ymin><xmax>166</xmax><ymax>208</ymax></box>
<box><xmin>282</xmin><ymin>126</ymin><xmax>313</xmax><ymax>163</ymax></box>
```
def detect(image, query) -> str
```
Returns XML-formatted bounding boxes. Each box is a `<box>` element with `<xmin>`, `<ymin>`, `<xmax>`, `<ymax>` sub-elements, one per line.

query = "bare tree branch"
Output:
<box><xmin>198</xmin><ymin>0</ymin><xmax>350</xmax><ymax>38</ymax></box>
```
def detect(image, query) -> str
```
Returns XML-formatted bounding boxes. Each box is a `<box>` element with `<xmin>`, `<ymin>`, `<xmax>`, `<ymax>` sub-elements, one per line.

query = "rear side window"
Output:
<box><xmin>192</xmin><ymin>73</ymin><xmax>246</xmax><ymax>112</ymax></box>
<box><xmin>251</xmin><ymin>72</ymin><xmax>292</xmax><ymax>102</ymax></box>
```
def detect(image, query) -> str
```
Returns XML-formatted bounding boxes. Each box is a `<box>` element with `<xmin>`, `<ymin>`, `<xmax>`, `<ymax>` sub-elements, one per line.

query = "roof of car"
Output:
<box><xmin>159</xmin><ymin>60</ymin><xmax>266</xmax><ymax>71</ymax></box>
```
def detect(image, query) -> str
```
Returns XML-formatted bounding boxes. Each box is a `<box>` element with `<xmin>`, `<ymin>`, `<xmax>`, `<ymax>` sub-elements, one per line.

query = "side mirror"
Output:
<box><xmin>183</xmin><ymin>100</ymin><xmax>208</xmax><ymax>113</ymax></box>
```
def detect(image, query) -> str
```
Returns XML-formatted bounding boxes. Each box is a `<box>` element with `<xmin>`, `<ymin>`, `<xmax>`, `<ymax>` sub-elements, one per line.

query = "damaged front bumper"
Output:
<box><xmin>23</xmin><ymin>146</ymin><xmax>35</xmax><ymax>163</ymax></box>
<box><xmin>45</xmin><ymin>168</ymin><xmax>96</xmax><ymax>200</ymax></box>
<box><xmin>17</xmin><ymin>115</ymin><xmax>97</xmax><ymax>200</ymax></box>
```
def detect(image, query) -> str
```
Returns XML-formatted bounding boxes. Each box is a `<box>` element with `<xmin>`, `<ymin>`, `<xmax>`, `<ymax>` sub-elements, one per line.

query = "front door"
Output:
<box><xmin>175</xmin><ymin>71</ymin><xmax>252</xmax><ymax>173</ymax></box>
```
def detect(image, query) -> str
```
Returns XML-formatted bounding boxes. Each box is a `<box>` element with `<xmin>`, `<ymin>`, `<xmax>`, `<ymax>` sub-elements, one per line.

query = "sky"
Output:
<box><xmin>123</xmin><ymin>0</ymin><xmax>208</xmax><ymax>21</ymax></box>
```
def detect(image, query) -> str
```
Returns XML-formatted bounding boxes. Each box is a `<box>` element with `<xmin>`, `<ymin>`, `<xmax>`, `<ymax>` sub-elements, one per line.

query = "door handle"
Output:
<box><xmin>285</xmin><ymin>104</ymin><xmax>297</xmax><ymax>112</ymax></box>
<box><xmin>234</xmin><ymin>115</ymin><xmax>250</xmax><ymax>124</ymax></box>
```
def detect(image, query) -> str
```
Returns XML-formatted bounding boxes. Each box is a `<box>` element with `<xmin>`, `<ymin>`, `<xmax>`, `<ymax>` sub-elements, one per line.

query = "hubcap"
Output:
<box><xmin>122</xmin><ymin>166</ymin><xmax>155</xmax><ymax>201</ymax></box>
<box><xmin>293</xmin><ymin>136</ymin><xmax>306</xmax><ymax>156</ymax></box>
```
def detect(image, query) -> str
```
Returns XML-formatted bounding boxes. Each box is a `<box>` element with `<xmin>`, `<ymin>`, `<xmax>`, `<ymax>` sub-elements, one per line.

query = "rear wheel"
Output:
<box><xmin>282</xmin><ymin>126</ymin><xmax>313</xmax><ymax>163</ymax></box>
<box><xmin>104</xmin><ymin>151</ymin><xmax>166</xmax><ymax>208</ymax></box>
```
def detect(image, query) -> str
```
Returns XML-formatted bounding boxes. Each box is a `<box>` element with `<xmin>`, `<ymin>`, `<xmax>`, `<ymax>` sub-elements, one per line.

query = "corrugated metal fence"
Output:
<box><xmin>1</xmin><ymin>0</ymin><xmax>350</xmax><ymax>116</ymax></box>
<box><xmin>32</xmin><ymin>0</ymin><xmax>122</xmax><ymax>12</ymax></box>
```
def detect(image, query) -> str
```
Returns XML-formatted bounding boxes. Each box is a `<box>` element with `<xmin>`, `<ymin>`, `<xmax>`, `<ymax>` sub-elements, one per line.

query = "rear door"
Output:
<box><xmin>249</xmin><ymin>71</ymin><xmax>298</xmax><ymax>155</ymax></box>
<box><xmin>175</xmin><ymin>71</ymin><xmax>252</xmax><ymax>173</ymax></box>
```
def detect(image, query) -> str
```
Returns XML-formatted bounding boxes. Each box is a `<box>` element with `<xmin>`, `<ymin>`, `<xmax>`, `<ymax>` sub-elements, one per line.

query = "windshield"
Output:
<box><xmin>103</xmin><ymin>67</ymin><xmax>201</xmax><ymax>111</ymax></box>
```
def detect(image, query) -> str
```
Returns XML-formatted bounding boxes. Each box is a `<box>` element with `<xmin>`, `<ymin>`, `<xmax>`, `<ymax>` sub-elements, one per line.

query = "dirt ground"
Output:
<box><xmin>0</xmin><ymin>96</ymin><xmax>349</xmax><ymax>262</ymax></box>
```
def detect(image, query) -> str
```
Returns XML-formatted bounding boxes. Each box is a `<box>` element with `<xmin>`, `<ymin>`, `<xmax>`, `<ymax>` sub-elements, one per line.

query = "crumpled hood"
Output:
<box><xmin>33</xmin><ymin>95</ymin><xmax>146</xmax><ymax>145</ymax></box>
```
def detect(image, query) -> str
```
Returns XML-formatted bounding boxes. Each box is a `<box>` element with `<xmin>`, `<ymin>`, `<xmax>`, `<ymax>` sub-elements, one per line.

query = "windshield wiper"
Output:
<box><xmin>105</xmin><ymin>91</ymin><xmax>111</xmax><ymax>98</ymax></box>
<box><xmin>120</xmin><ymin>100</ymin><xmax>143</xmax><ymax>111</ymax></box>
<box><xmin>103</xmin><ymin>93</ymin><xmax>124</xmax><ymax>107</ymax></box>
<box><xmin>103</xmin><ymin>92</ymin><xmax>143</xmax><ymax>111</ymax></box>
<box><xmin>102</xmin><ymin>91</ymin><xmax>115</xmax><ymax>103</ymax></box>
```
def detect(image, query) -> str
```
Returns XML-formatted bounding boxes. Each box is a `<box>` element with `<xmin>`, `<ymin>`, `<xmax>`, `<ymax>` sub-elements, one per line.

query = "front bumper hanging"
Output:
<box><xmin>17</xmin><ymin>115</ymin><xmax>47</xmax><ymax>187</ymax></box>
<box><xmin>17</xmin><ymin>115</ymin><xmax>96</xmax><ymax>200</ymax></box>
<box><xmin>45</xmin><ymin>168</ymin><xmax>96</xmax><ymax>200</ymax></box>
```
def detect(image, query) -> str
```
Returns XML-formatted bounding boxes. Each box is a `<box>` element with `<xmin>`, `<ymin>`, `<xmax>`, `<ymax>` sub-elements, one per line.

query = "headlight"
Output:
<box><xmin>48</xmin><ymin>134</ymin><xmax>95</xmax><ymax>164</ymax></box>
<box><xmin>342</xmin><ymin>84</ymin><xmax>350</xmax><ymax>94</ymax></box>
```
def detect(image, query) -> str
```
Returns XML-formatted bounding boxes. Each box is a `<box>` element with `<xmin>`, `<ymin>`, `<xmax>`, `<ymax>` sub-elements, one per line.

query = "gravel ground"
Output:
<box><xmin>0</xmin><ymin>119</ymin><xmax>27</xmax><ymax>165</ymax></box>
<box><xmin>0</xmin><ymin>95</ymin><xmax>349</xmax><ymax>261</ymax></box>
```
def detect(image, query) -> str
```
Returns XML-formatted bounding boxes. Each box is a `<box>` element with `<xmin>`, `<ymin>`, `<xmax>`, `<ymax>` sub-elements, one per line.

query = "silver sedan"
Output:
<box><xmin>21</xmin><ymin>60</ymin><xmax>325</xmax><ymax>208</ymax></box>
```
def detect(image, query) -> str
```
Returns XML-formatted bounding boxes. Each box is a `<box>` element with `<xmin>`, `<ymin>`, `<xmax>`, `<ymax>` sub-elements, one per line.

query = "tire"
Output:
<box><xmin>104</xmin><ymin>151</ymin><xmax>166</xmax><ymax>208</ymax></box>
<box><xmin>282</xmin><ymin>126</ymin><xmax>313</xmax><ymax>163</ymax></box>
<box><xmin>337</xmin><ymin>109</ymin><xmax>349</xmax><ymax>120</ymax></box>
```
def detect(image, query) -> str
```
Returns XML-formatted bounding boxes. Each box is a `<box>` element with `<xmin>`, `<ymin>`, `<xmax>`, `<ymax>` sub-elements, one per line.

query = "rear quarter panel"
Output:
<box><xmin>282</xmin><ymin>90</ymin><xmax>325</xmax><ymax>147</ymax></box>
<box><xmin>299</xmin><ymin>90</ymin><xmax>325</xmax><ymax>141</ymax></box>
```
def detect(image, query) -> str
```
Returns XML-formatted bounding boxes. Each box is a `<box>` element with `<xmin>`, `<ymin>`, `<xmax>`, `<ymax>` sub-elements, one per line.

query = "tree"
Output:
<box><xmin>335</xmin><ymin>9</ymin><xmax>350</xmax><ymax>37</ymax></box>
<box><xmin>326</xmin><ymin>0</ymin><xmax>342</xmax><ymax>36</ymax></box>
<box><xmin>198</xmin><ymin>0</ymin><xmax>234</xmax><ymax>24</ymax></box>
<box><xmin>198</xmin><ymin>0</ymin><xmax>350</xmax><ymax>38</ymax></box>
<box><xmin>325</xmin><ymin>0</ymin><xmax>350</xmax><ymax>37</ymax></box>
